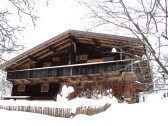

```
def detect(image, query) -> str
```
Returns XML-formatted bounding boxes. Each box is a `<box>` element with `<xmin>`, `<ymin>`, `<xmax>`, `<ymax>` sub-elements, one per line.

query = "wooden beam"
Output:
<box><xmin>22</xmin><ymin>79</ymin><xmax>31</xmax><ymax>84</ymax></box>
<box><xmin>48</xmin><ymin>45</ymin><xmax>57</xmax><ymax>53</ymax></box>
<box><xmin>92</xmin><ymin>38</ymin><xmax>101</xmax><ymax>47</ymax></box>
<box><xmin>37</xmin><ymin>43</ymin><xmax>71</xmax><ymax>60</ymax></box>
<box><xmin>54</xmin><ymin>49</ymin><xmax>69</xmax><ymax>56</ymax></box>
<box><xmin>29</xmin><ymin>34</ymin><xmax>70</xmax><ymax>58</ymax></box>
<box><xmin>56</xmin><ymin>42</ymin><xmax>71</xmax><ymax>52</ymax></box>
<box><xmin>52</xmin><ymin>39</ymin><xmax>70</xmax><ymax>48</ymax></box>
<box><xmin>9</xmin><ymin>79</ymin><xmax>24</xmax><ymax>85</ymax></box>
<box><xmin>37</xmin><ymin>51</ymin><xmax>54</xmax><ymax>61</ymax></box>
<box><xmin>28</xmin><ymin>56</ymin><xmax>38</xmax><ymax>62</ymax></box>
<box><xmin>26</xmin><ymin>78</ymin><xmax>47</xmax><ymax>84</ymax></box>
<box><xmin>41</xmin><ymin>78</ymin><xmax>60</xmax><ymax>83</ymax></box>
<box><xmin>8</xmin><ymin>59</ymin><xmax>30</xmax><ymax>70</ymax></box>
<box><xmin>69</xmin><ymin>35</ymin><xmax>77</xmax><ymax>43</ymax></box>
<box><xmin>26</xmin><ymin>38</ymin><xmax>70</xmax><ymax>60</ymax></box>
<box><xmin>69</xmin><ymin>36</ymin><xmax>77</xmax><ymax>54</ymax></box>
<box><xmin>30</xmin><ymin>49</ymin><xmax>50</xmax><ymax>59</ymax></box>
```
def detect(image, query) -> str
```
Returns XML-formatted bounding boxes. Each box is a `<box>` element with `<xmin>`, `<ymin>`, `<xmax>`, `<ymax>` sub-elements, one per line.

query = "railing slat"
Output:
<box><xmin>7</xmin><ymin>60</ymin><xmax>132</xmax><ymax>80</ymax></box>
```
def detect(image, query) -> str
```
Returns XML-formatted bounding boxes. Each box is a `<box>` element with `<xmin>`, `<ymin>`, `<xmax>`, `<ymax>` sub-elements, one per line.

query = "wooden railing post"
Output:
<box><xmin>131</xmin><ymin>59</ymin><xmax>134</xmax><ymax>72</ymax></box>
<box><xmin>68</xmin><ymin>41</ymin><xmax>72</xmax><ymax>77</ymax></box>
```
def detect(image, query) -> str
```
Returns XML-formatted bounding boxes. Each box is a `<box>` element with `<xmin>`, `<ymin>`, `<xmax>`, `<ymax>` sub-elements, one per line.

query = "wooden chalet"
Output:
<box><xmin>1</xmin><ymin>30</ymin><xmax>152</xmax><ymax>103</ymax></box>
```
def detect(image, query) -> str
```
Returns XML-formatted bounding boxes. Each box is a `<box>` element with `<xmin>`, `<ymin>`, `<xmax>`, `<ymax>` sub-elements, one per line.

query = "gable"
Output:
<box><xmin>2</xmin><ymin>30</ymin><xmax>145</xmax><ymax>71</ymax></box>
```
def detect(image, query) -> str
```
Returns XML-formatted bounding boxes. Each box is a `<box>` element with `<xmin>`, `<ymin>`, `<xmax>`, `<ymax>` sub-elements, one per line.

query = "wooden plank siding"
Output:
<box><xmin>12</xmin><ymin>83</ymin><xmax>60</xmax><ymax>100</ymax></box>
<box><xmin>7</xmin><ymin>60</ymin><xmax>132</xmax><ymax>80</ymax></box>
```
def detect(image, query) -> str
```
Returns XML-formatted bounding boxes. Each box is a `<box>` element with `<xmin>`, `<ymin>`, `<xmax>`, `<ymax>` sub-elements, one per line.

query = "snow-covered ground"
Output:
<box><xmin>0</xmin><ymin>95</ymin><xmax>168</xmax><ymax>126</ymax></box>
<box><xmin>139</xmin><ymin>89</ymin><xmax>168</xmax><ymax>102</ymax></box>
<box><xmin>0</xmin><ymin>96</ymin><xmax>112</xmax><ymax>108</ymax></box>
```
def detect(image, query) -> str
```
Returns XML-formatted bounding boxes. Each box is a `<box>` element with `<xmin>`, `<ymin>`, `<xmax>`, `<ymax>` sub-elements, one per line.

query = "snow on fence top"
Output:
<box><xmin>0</xmin><ymin>97</ymin><xmax>111</xmax><ymax>108</ymax></box>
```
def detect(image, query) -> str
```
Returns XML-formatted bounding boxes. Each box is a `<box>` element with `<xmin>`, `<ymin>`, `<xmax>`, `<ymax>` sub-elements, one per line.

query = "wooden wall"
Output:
<box><xmin>8</xmin><ymin>42</ymin><xmax>149</xmax><ymax>103</ymax></box>
<box><xmin>12</xmin><ymin>83</ymin><xmax>61</xmax><ymax>100</ymax></box>
<box><xmin>11</xmin><ymin>72</ymin><xmax>139</xmax><ymax>103</ymax></box>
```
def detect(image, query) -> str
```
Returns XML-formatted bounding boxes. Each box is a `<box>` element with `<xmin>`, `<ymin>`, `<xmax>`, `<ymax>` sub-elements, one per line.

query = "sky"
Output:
<box><xmin>5</xmin><ymin>0</ymin><xmax>90</xmax><ymax>59</ymax></box>
<box><xmin>4</xmin><ymin>0</ymin><xmax>149</xmax><ymax>60</ymax></box>
<box><xmin>5</xmin><ymin>0</ymin><xmax>126</xmax><ymax>60</ymax></box>
<box><xmin>24</xmin><ymin>0</ymin><xmax>88</xmax><ymax>43</ymax></box>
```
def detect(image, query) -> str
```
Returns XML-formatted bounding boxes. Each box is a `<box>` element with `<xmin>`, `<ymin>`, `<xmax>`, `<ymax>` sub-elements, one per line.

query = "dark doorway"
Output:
<box><xmin>12</xmin><ymin>83</ymin><xmax>61</xmax><ymax>100</ymax></box>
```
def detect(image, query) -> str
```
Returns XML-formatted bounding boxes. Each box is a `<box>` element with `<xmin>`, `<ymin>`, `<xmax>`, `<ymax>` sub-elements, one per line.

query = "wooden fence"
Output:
<box><xmin>76</xmin><ymin>103</ymin><xmax>111</xmax><ymax>116</ymax></box>
<box><xmin>0</xmin><ymin>103</ymin><xmax>111</xmax><ymax>118</ymax></box>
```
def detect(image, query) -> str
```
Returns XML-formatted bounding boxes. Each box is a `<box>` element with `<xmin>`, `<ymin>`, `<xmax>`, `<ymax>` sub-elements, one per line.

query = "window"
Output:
<box><xmin>41</xmin><ymin>84</ymin><xmax>49</xmax><ymax>92</ymax></box>
<box><xmin>52</xmin><ymin>57</ymin><xmax>60</xmax><ymax>62</ymax></box>
<box><xmin>76</xmin><ymin>54</ymin><xmax>88</xmax><ymax>61</ymax></box>
<box><xmin>18</xmin><ymin>85</ymin><xmax>25</xmax><ymax>92</ymax></box>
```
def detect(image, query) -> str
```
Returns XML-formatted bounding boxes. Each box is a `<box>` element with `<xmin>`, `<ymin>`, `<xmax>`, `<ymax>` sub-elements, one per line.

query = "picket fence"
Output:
<box><xmin>0</xmin><ymin>103</ymin><xmax>111</xmax><ymax>118</ymax></box>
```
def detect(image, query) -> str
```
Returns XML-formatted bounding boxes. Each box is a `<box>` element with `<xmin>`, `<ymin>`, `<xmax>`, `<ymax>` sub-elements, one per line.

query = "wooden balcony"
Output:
<box><xmin>7</xmin><ymin>59</ymin><xmax>133</xmax><ymax>81</ymax></box>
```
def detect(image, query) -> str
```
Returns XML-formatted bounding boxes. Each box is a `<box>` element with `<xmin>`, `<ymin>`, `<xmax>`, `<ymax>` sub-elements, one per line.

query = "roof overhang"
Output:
<box><xmin>1</xmin><ymin>30</ymin><xmax>145</xmax><ymax>70</ymax></box>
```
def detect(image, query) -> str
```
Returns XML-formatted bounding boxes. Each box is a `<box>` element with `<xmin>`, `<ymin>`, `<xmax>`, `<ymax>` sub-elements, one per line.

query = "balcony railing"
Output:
<box><xmin>7</xmin><ymin>59</ymin><xmax>133</xmax><ymax>80</ymax></box>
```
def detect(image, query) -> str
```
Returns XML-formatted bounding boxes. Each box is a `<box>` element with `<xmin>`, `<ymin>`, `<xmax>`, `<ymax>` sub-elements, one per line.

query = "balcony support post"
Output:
<box><xmin>131</xmin><ymin>59</ymin><xmax>134</xmax><ymax>72</ymax></box>
<box><xmin>69</xmin><ymin>41</ymin><xmax>73</xmax><ymax>77</ymax></box>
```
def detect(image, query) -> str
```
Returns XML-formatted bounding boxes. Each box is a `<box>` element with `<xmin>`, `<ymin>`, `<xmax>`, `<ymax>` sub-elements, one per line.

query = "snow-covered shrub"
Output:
<box><xmin>0</xmin><ymin>92</ymin><xmax>3</xmax><ymax>100</ymax></box>
<box><xmin>56</xmin><ymin>85</ymin><xmax>74</xmax><ymax>102</ymax></box>
<box><xmin>0</xmin><ymin>81</ymin><xmax>12</xmax><ymax>96</ymax></box>
<box><xmin>78</xmin><ymin>88</ymin><xmax>114</xmax><ymax>100</ymax></box>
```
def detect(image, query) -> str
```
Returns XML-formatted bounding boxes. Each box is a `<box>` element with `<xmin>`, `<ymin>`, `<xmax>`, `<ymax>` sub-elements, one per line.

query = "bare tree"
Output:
<box><xmin>78</xmin><ymin>0</ymin><xmax>168</xmax><ymax>78</ymax></box>
<box><xmin>0</xmin><ymin>0</ymin><xmax>39</xmax><ymax>62</ymax></box>
<box><xmin>0</xmin><ymin>70</ymin><xmax>12</xmax><ymax>96</ymax></box>
<box><xmin>0</xmin><ymin>0</ymin><xmax>49</xmax><ymax>96</ymax></box>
